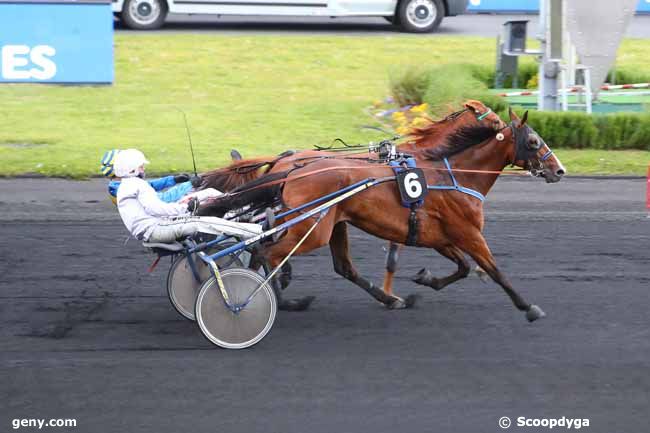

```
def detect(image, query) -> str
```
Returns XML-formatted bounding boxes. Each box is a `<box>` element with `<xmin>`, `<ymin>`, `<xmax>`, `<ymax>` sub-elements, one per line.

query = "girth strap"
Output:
<box><xmin>405</xmin><ymin>206</ymin><xmax>419</xmax><ymax>247</ymax></box>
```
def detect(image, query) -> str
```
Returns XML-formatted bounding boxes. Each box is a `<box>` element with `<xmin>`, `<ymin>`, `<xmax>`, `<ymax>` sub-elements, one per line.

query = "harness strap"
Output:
<box><xmin>405</xmin><ymin>207</ymin><xmax>419</xmax><ymax>247</ymax></box>
<box><xmin>476</xmin><ymin>108</ymin><xmax>492</xmax><ymax>121</ymax></box>
<box><xmin>426</xmin><ymin>158</ymin><xmax>486</xmax><ymax>202</ymax></box>
<box><xmin>540</xmin><ymin>149</ymin><xmax>554</xmax><ymax>161</ymax></box>
<box><xmin>205</xmin><ymin>160</ymin><xmax>515</xmax><ymax>205</ymax></box>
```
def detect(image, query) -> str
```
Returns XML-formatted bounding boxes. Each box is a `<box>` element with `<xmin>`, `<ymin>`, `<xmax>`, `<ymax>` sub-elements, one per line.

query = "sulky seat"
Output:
<box><xmin>142</xmin><ymin>241</ymin><xmax>185</xmax><ymax>253</ymax></box>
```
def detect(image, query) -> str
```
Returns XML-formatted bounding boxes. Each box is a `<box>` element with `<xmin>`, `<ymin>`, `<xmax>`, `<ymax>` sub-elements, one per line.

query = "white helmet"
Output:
<box><xmin>113</xmin><ymin>149</ymin><xmax>149</xmax><ymax>178</ymax></box>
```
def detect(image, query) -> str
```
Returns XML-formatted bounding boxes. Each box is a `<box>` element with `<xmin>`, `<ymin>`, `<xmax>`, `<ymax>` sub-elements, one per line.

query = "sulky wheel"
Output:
<box><xmin>167</xmin><ymin>243</ymin><xmax>245</xmax><ymax>321</ymax></box>
<box><xmin>195</xmin><ymin>268</ymin><xmax>277</xmax><ymax>349</ymax></box>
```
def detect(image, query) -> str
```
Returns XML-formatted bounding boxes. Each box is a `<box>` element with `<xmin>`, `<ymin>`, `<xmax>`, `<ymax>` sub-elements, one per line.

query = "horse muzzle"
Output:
<box><xmin>541</xmin><ymin>167</ymin><xmax>565</xmax><ymax>183</ymax></box>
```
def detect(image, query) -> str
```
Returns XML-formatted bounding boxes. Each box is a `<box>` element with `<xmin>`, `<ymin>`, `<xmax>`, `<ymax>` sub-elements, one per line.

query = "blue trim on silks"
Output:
<box><xmin>540</xmin><ymin>149</ymin><xmax>554</xmax><ymax>161</ymax></box>
<box><xmin>108</xmin><ymin>180</ymin><xmax>120</xmax><ymax>199</ymax></box>
<box><xmin>157</xmin><ymin>182</ymin><xmax>193</xmax><ymax>203</ymax></box>
<box><xmin>390</xmin><ymin>157</ymin><xmax>424</xmax><ymax>208</ymax></box>
<box><xmin>149</xmin><ymin>175</ymin><xmax>177</xmax><ymax>191</ymax></box>
<box><xmin>427</xmin><ymin>157</ymin><xmax>486</xmax><ymax>202</ymax></box>
<box><xmin>107</xmin><ymin>179</ymin><xmax>193</xmax><ymax>204</ymax></box>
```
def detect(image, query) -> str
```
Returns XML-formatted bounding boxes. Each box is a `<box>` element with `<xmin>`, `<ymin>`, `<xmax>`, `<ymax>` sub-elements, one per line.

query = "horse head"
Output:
<box><xmin>508</xmin><ymin>108</ymin><xmax>566</xmax><ymax>183</ymax></box>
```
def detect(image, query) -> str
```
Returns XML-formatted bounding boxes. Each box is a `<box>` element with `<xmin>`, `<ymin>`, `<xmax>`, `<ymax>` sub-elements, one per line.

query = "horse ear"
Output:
<box><xmin>508</xmin><ymin>106</ymin><xmax>521</xmax><ymax>125</ymax></box>
<box><xmin>464</xmin><ymin>100</ymin><xmax>484</xmax><ymax>114</ymax></box>
<box><xmin>521</xmin><ymin>110</ymin><xmax>529</xmax><ymax>126</ymax></box>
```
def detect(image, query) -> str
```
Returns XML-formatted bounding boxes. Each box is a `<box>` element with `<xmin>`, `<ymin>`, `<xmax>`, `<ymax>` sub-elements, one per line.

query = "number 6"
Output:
<box><xmin>404</xmin><ymin>172</ymin><xmax>422</xmax><ymax>198</ymax></box>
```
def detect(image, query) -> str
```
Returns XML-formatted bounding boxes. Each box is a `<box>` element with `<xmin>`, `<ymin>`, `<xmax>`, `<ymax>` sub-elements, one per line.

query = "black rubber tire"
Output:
<box><xmin>397</xmin><ymin>0</ymin><xmax>444</xmax><ymax>33</ymax></box>
<box><xmin>121</xmin><ymin>0</ymin><xmax>168</xmax><ymax>30</ymax></box>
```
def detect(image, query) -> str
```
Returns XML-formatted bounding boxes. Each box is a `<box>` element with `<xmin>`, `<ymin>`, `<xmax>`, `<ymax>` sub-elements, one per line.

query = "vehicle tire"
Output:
<box><xmin>195</xmin><ymin>268</ymin><xmax>277</xmax><ymax>349</ymax></box>
<box><xmin>167</xmin><ymin>243</ymin><xmax>245</xmax><ymax>321</ymax></box>
<box><xmin>121</xmin><ymin>0</ymin><xmax>168</xmax><ymax>30</ymax></box>
<box><xmin>397</xmin><ymin>0</ymin><xmax>444</xmax><ymax>33</ymax></box>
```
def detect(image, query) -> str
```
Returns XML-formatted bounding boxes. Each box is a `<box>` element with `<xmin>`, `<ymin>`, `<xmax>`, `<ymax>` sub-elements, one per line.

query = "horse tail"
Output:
<box><xmin>201</xmin><ymin>156</ymin><xmax>280</xmax><ymax>192</ymax></box>
<box><xmin>199</xmin><ymin>171</ymin><xmax>289</xmax><ymax>217</ymax></box>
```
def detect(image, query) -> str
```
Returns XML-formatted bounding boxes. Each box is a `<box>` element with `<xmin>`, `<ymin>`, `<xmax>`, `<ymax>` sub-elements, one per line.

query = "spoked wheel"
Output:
<box><xmin>195</xmin><ymin>268</ymin><xmax>277</xmax><ymax>349</ymax></box>
<box><xmin>167</xmin><ymin>242</ymin><xmax>247</xmax><ymax>321</ymax></box>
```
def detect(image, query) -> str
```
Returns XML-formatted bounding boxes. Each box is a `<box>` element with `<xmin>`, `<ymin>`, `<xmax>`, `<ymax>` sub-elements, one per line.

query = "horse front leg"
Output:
<box><xmin>329</xmin><ymin>223</ymin><xmax>418</xmax><ymax>309</ymax></box>
<box><xmin>456</xmin><ymin>229</ymin><xmax>545</xmax><ymax>322</ymax></box>
<box><xmin>412</xmin><ymin>245</ymin><xmax>470</xmax><ymax>291</ymax></box>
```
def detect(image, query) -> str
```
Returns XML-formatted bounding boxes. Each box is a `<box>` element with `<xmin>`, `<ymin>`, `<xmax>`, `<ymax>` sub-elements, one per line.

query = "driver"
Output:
<box><xmin>113</xmin><ymin>149</ymin><xmax>269</xmax><ymax>244</ymax></box>
<box><xmin>101</xmin><ymin>149</ymin><xmax>200</xmax><ymax>206</ymax></box>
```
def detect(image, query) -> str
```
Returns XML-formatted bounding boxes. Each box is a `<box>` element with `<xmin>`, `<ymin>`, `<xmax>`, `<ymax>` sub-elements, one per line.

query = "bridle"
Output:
<box><xmin>505</xmin><ymin>121</ymin><xmax>555</xmax><ymax>177</ymax></box>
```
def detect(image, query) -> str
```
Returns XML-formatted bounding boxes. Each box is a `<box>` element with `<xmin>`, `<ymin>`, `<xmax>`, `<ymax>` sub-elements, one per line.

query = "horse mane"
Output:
<box><xmin>200</xmin><ymin>156</ymin><xmax>276</xmax><ymax>192</ymax></box>
<box><xmin>198</xmin><ymin>170</ymin><xmax>289</xmax><ymax>217</ymax></box>
<box><xmin>406</xmin><ymin>109</ymin><xmax>468</xmax><ymax>148</ymax></box>
<box><xmin>424</xmin><ymin>125</ymin><xmax>497</xmax><ymax>161</ymax></box>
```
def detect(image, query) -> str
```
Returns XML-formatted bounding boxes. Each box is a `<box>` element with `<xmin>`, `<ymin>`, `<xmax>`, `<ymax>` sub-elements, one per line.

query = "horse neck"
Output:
<box><xmin>401</xmin><ymin>113</ymin><xmax>473</xmax><ymax>151</ymax></box>
<box><xmin>445</xmin><ymin>130</ymin><xmax>516</xmax><ymax>197</ymax></box>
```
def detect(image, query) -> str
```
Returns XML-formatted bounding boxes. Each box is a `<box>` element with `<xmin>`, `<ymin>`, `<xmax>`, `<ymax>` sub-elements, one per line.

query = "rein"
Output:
<box><xmin>207</xmin><ymin>110</ymin><xmax>555</xmax><ymax>205</ymax></box>
<box><xmin>203</xmin><ymin>162</ymin><xmax>531</xmax><ymax>206</ymax></box>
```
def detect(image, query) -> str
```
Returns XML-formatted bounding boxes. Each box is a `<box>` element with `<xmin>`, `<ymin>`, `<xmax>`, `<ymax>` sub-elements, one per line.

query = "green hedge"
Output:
<box><xmin>389</xmin><ymin>64</ymin><xmax>650</xmax><ymax>150</ymax></box>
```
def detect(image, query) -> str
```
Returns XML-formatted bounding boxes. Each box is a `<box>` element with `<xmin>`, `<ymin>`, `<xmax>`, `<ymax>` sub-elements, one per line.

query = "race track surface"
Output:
<box><xmin>1</xmin><ymin>177</ymin><xmax>648</xmax><ymax>433</ymax></box>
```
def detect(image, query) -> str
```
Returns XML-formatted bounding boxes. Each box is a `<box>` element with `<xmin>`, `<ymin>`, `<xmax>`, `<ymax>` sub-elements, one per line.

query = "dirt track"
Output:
<box><xmin>1</xmin><ymin>177</ymin><xmax>648</xmax><ymax>433</ymax></box>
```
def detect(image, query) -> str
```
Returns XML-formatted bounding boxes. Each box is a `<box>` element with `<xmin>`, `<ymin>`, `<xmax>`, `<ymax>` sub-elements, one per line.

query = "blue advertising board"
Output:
<box><xmin>0</xmin><ymin>1</ymin><xmax>113</xmax><ymax>83</ymax></box>
<box><xmin>467</xmin><ymin>0</ymin><xmax>650</xmax><ymax>13</ymax></box>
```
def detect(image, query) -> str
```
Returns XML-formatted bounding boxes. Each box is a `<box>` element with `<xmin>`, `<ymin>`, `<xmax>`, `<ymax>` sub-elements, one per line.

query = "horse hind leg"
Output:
<box><xmin>457</xmin><ymin>229</ymin><xmax>545</xmax><ymax>322</ymax></box>
<box><xmin>382</xmin><ymin>242</ymin><xmax>402</xmax><ymax>296</ymax></box>
<box><xmin>329</xmin><ymin>223</ymin><xmax>418</xmax><ymax>309</ymax></box>
<box><xmin>412</xmin><ymin>245</ymin><xmax>470</xmax><ymax>291</ymax></box>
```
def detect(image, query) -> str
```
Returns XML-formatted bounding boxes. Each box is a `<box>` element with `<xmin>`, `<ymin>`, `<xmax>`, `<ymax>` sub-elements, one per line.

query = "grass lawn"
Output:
<box><xmin>0</xmin><ymin>35</ymin><xmax>648</xmax><ymax>177</ymax></box>
<box><xmin>553</xmin><ymin>149</ymin><xmax>649</xmax><ymax>175</ymax></box>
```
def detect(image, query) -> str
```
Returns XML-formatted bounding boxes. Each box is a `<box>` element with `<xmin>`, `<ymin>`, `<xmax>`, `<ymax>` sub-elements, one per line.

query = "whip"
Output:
<box><xmin>176</xmin><ymin>107</ymin><xmax>198</xmax><ymax>176</ymax></box>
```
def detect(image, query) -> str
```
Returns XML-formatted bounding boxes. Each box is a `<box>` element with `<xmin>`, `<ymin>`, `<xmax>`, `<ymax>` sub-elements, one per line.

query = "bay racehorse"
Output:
<box><xmin>201</xmin><ymin>109</ymin><xmax>565</xmax><ymax>321</ymax></box>
<box><xmin>201</xmin><ymin>101</ymin><xmax>506</xmax><ymax>308</ymax></box>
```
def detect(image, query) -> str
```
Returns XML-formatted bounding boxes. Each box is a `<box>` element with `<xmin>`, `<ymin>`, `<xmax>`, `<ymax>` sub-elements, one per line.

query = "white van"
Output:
<box><xmin>113</xmin><ymin>0</ymin><xmax>468</xmax><ymax>33</ymax></box>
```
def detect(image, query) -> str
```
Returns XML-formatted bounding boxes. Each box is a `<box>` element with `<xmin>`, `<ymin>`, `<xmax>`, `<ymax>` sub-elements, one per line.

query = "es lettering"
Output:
<box><xmin>1</xmin><ymin>45</ymin><xmax>57</xmax><ymax>80</ymax></box>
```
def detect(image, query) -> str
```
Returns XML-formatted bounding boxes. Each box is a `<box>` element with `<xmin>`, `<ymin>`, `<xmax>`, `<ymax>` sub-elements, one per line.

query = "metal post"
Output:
<box><xmin>538</xmin><ymin>0</ymin><xmax>563</xmax><ymax>111</ymax></box>
<box><xmin>537</xmin><ymin>0</ymin><xmax>547</xmax><ymax>111</ymax></box>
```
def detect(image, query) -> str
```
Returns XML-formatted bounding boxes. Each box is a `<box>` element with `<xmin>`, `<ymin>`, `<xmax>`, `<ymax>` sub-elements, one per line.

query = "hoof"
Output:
<box><xmin>525</xmin><ymin>304</ymin><xmax>546</xmax><ymax>322</ymax></box>
<box><xmin>404</xmin><ymin>294</ymin><xmax>420</xmax><ymax>308</ymax></box>
<box><xmin>413</xmin><ymin>269</ymin><xmax>442</xmax><ymax>290</ymax></box>
<box><xmin>386</xmin><ymin>294</ymin><xmax>419</xmax><ymax>310</ymax></box>
<box><xmin>413</xmin><ymin>268</ymin><xmax>441</xmax><ymax>289</ymax></box>
<box><xmin>412</xmin><ymin>268</ymin><xmax>432</xmax><ymax>285</ymax></box>
<box><xmin>279</xmin><ymin>296</ymin><xmax>315</xmax><ymax>312</ymax></box>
